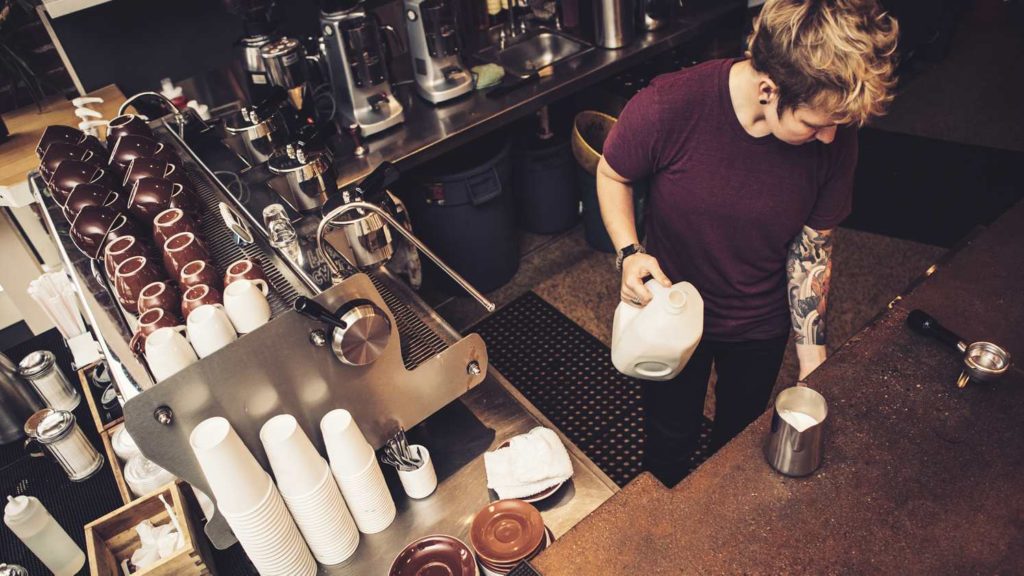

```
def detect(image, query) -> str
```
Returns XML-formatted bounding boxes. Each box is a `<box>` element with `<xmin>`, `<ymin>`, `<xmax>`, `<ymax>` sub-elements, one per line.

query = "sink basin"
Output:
<box><xmin>479</xmin><ymin>30</ymin><xmax>592</xmax><ymax>78</ymax></box>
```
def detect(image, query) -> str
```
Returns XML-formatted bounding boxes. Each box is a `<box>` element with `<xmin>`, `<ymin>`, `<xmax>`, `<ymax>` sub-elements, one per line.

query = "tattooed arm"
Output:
<box><xmin>787</xmin><ymin>226</ymin><xmax>835</xmax><ymax>380</ymax></box>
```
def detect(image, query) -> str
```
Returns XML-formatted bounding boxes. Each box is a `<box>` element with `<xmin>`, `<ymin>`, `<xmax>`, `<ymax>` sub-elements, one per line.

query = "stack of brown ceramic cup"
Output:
<box><xmin>470</xmin><ymin>500</ymin><xmax>553</xmax><ymax>575</ymax></box>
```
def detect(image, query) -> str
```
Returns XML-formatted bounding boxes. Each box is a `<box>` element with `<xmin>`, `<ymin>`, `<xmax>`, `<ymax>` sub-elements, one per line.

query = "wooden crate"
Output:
<box><xmin>77</xmin><ymin>366</ymin><xmax>132</xmax><ymax>505</ymax></box>
<box><xmin>84</xmin><ymin>482</ymin><xmax>216</xmax><ymax>576</ymax></box>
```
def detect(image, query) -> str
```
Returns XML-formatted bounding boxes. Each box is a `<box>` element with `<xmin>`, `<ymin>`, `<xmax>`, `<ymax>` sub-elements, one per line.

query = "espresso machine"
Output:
<box><xmin>319</xmin><ymin>6</ymin><xmax>406</xmax><ymax>137</ymax></box>
<box><xmin>403</xmin><ymin>0</ymin><xmax>473</xmax><ymax>104</ymax></box>
<box><xmin>260</xmin><ymin>36</ymin><xmax>318</xmax><ymax>120</ymax></box>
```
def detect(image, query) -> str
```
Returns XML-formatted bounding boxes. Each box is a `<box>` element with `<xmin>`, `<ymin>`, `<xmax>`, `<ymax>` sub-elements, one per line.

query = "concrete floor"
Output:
<box><xmin>425</xmin><ymin>224</ymin><xmax>946</xmax><ymax>418</ymax></box>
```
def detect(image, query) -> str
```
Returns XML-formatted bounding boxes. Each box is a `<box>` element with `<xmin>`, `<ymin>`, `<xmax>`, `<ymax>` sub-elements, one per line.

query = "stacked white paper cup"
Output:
<box><xmin>321</xmin><ymin>409</ymin><xmax>396</xmax><ymax>534</ymax></box>
<box><xmin>260</xmin><ymin>414</ymin><xmax>360</xmax><ymax>565</ymax></box>
<box><xmin>190</xmin><ymin>417</ymin><xmax>316</xmax><ymax>576</ymax></box>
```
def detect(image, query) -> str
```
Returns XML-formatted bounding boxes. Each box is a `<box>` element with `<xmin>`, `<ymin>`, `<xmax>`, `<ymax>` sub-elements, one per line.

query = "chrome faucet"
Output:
<box><xmin>503</xmin><ymin>0</ymin><xmax>527</xmax><ymax>44</ymax></box>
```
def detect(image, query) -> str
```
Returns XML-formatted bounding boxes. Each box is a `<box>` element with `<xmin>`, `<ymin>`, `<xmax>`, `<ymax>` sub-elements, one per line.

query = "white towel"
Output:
<box><xmin>484</xmin><ymin>427</ymin><xmax>574</xmax><ymax>500</ymax></box>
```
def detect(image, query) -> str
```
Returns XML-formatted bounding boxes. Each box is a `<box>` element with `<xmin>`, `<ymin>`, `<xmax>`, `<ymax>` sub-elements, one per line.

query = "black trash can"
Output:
<box><xmin>512</xmin><ymin>135</ymin><xmax>581</xmax><ymax>234</ymax></box>
<box><xmin>400</xmin><ymin>133</ymin><xmax>519</xmax><ymax>295</ymax></box>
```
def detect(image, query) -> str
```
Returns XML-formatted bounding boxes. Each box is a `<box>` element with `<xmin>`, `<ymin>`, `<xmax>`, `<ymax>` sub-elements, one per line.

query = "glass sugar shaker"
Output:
<box><xmin>17</xmin><ymin>351</ymin><xmax>80</xmax><ymax>412</ymax></box>
<box><xmin>24</xmin><ymin>409</ymin><xmax>104</xmax><ymax>482</ymax></box>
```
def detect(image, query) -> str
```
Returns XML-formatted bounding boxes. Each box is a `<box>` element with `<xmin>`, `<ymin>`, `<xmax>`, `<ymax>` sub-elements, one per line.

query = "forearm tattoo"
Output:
<box><xmin>787</xmin><ymin>226</ymin><xmax>834</xmax><ymax>346</ymax></box>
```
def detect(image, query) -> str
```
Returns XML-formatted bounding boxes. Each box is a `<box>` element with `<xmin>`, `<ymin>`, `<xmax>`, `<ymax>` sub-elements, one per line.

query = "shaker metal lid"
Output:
<box><xmin>24</xmin><ymin>408</ymin><xmax>76</xmax><ymax>444</ymax></box>
<box><xmin>260</xmin><ymin>36</ymin><xmax>302</xmax><ymax>59</ymax></box>
<box><xmin>17</xmin><ymin>350</ymin><xmax>56</xmax><ymax>377</ymax></box>
<box><xmin>0</xmin><ymin>563</ymin><xmax>30</xmax><ymax>576</ymax></box>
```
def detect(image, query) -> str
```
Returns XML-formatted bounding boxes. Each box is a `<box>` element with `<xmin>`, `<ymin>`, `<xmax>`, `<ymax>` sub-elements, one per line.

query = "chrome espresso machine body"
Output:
<box><xmin>31</xmin><ymin>93</ymin><xmax>496</xmax><ymax>550</ymax></box>
<box><xmin>403</xmin><ymin>0</ymin><xmax>473</xmax><ymax>104</ymax></box>
<box><xmin>319</xmin><ymin>7</ymin><xmax>406</xmax><ymax>136</ymax></box>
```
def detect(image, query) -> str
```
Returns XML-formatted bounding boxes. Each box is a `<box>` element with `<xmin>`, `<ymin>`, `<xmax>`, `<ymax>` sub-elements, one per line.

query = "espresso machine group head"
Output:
<box><xmin>319</xmin><ymin>6</ymin><xmax>405</xmax><ymax>137</ymax></box>
<box><xmin>403</xmin><ymin>0</ymin><xmax>473</xmax><ymax>104</ymax></box>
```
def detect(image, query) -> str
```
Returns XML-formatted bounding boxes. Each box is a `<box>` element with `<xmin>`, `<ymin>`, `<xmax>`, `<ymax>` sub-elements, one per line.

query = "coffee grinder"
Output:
<box><xmin>222</xmin><ymin>0</ymin><xmax>282</xmax><ymax>102</ymax></box>
<box><xmin>319</xmin><ymin>3</ymin><xmax>406</xmax><ymax>137</ymax></box>
<box><xmin>403</xmin><ymin>0</ymin><xmax>473</xmax><ymax>104</ymax></box>
<box><xmin>260</xmin><ymin>36</ymin><xmax>318</xmax><ymax>122</ymax></box>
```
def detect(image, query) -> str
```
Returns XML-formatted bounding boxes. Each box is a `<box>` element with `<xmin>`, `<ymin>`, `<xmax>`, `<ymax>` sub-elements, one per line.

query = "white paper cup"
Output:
<box><xmin>187</xmin><ymin>304</ymin><xmax>237</xmax><ymax>358</ymax></box>
<box><xmin>321</xmin><ymin>409</ymin><xmax>375</xmax><ymax>477</ymax></box>
<box><xmin>224</xmin><ymin>487</ymin><xmax>317</xmax><ymax>576</ymax></box>
<box><xmin>189</xmin><ymin>417</ymin><xmax>271</xmax><ymax>516</ymax></box>
<box><xmin>281</xmin><ymin>464</ymin><xmax>361</xmax><ymax>565</ymax></box>
<box><xmin>397</xmin><ymin>445</ymin><xmax>437</xmax><ymax>499</ymax></box>
<box><xmin>331</xmin><ymin>458</ymin><xmax>396</xmax><ymax>534</ymax></box>
<box><xmin>260</xmin><ymin>414</ymin><xmax>330</xmax><ymax>497</ymax></box>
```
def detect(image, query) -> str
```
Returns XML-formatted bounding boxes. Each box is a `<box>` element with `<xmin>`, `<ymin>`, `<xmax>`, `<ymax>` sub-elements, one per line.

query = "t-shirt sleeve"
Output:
<box><xmin>602</xmin><ymin>86</ymin><xmax>665</xmax><ymax>182</ymax></box>
<box><xmin>806</xmin><ymin>126</ymin><xmax>858</xmax><ymax>230</ymax></box>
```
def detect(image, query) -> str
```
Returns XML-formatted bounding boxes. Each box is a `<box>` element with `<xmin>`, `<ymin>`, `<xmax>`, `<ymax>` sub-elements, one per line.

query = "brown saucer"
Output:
<box><xmin>477</xmin><ymin>526</ymin><xmax>553</xmax><ymax>574</ymax></box>
<box><xmin>470</xmin><ymin>500</ymin><xmax>545</xmax><ymax>565</ymax></box>
<box><xmin>389</xmin><ymin>534</ymin><xmax>477</xmax><ymax>576</ymax></box>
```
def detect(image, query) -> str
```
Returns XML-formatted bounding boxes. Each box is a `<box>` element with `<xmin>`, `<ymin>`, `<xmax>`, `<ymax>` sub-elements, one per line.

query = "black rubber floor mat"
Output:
<box><xmin>470</xmin><ymin>292</ymin><xmax>711</xmax><ymax>487</ymax></box>
<box><xmin>1</xmin><ymin>330</ymin><xmax>123</xmax><ymax>576</ymax></box>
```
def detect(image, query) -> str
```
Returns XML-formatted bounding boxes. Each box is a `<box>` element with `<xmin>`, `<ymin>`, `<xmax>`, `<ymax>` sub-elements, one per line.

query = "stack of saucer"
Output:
<box><xmin>470</xmin><ymin>500</ymin><xmax>553</xmax><ymax>576</ymax></box>
<box><xmin>260</xmin><ymin>414</ymin><xmax>360</xmax><ymax>565</ymax></box>
<box><xmin>190</xmin><ymin>417</ymin><xmax>315</xmax><ymax>576</ymax></box>
<box><xmin>389</xmin><ymin>535</ymin><xmax>478</xmax><ymax>576</ymax></box>
<box><xmin>321</xmin><ymin>409</ymin><xmax>396</xmax><ymax>534</ymax></box>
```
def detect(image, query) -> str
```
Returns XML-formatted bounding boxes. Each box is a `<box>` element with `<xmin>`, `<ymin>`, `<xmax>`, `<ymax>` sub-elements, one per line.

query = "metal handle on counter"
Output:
<box><xmin>316</xmin><ymin>201</ymin><xmax>496</xmax><ymax>312</ymax></box>
<box><xmin>906</xmin><ymin>309</ymin><xmax>968</xmax><ymax>353</ymax></box>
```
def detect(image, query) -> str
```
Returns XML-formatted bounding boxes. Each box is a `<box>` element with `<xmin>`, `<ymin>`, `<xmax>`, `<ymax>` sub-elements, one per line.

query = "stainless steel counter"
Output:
<box><xmin>309</xmin><ymin>370</ymin><xmax>618</xmax><ymax>574</ymax></box>
<box><xmin>182</xmin><ymin>1</ymin><xmax>746</xmax><ymax>191</ymax></box>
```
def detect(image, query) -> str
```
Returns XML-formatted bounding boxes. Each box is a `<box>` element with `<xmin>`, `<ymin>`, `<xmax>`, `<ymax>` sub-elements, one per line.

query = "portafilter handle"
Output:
<box><xmin>906</xmin><ymin>309</ymin><xmax>969</xmax><ymax>353</ymax></box>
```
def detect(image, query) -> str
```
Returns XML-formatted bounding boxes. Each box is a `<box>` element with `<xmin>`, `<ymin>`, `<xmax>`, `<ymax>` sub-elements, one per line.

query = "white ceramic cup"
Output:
<box><xmin>145</xmin><ymin>325</ymin><xmax>197</xmax><ymax>381</ymax></box>
<box><xmin>397</xmin><ymin>444</ymin><xmax>437</xmax><ymax>499</ymax></box>
<box><xmin>189</xmin><ymin>417</ymin><xmax>273</xmax><ymax>516</ymax></box>
<box><xmin>187</xmin><ymin>304</ymin><xmax>237</xmax><ymax>358</ymax></box>
<box><xmin>321</xmin><ymin>409</ymin><xmax>375</xmax><ymax>477</ymax></box>
<box><xmin>223</xmin><ymin>279</ymin><xmax>271</xmax><ymax>334</ymax></box>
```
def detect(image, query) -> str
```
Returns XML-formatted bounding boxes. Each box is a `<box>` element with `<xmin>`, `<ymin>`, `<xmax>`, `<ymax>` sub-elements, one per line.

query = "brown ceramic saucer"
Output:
<box><xmin>478</xmin><ymin>526</ymin><xmax>553</xmax><ymax>572</ymax></box>
<box><xmin>389</xmin><ymin>534</ymin><xmax>477</xmax><ymax>576</ymax></box>
<box><xmin>494</xmin><ymin>440</ymin><xmax>566</xmax><ymax>503</ymax></box>
<box><xmin>470</xmin><ymin>500</ymin><xmax>545</xmax><ymax>565</ymax></box>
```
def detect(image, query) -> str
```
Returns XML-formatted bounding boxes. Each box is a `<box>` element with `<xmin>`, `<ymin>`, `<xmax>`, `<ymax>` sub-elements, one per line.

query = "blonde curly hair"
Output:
<box><xmin>747</xmin><ymin>0</ymin><xmax>900</xmax><ymax>126</ymax></box>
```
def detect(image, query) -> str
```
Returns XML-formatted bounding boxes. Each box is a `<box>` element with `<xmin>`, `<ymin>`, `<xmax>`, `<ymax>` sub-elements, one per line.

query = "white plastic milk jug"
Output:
<box><xmin>611</xmin><ymin>279</ymin><xmax>703</xmax><ymax>381</ymax></box>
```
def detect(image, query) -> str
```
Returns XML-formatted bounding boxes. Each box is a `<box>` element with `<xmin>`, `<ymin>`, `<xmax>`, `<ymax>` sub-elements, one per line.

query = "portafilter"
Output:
<box><xmin>267</xmin><ymin>122</ymin><xmax>339</xmax><ymax>213</ymax></box>
<box><xmin>906</xmin><ymin>309</ymin><xmax>1013</xmax><ymax>388</ymax></box>
<box><xmin>223</xmin><ymin>87</ymin><xmax>290</xmax><ymax>164</ymax></box>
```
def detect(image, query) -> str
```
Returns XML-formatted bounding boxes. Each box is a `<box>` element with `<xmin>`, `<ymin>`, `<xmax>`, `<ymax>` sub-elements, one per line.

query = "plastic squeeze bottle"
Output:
<box><xmin>611</xmin><ymin>279</ymin><xmax>704</xmax><ymax>381</ymax></box>
<box><xmin>4</xmin><ymin>495</ymin><xmax>85</xmax><ymax>576</ymax></box>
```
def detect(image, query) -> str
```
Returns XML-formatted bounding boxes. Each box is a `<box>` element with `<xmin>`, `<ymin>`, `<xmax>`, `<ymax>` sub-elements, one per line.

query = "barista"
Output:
<box><xmin>597</xmin><ymin>0</ymin><xmax>900</xmax><ymax>487</ymax></box>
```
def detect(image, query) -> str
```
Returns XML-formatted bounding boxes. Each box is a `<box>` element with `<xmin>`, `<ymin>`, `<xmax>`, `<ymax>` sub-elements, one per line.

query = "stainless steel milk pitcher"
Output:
<box><xmin>764</xmin><ymin>386</ymin><xmax>828</xmax><ymax>477</ymax></box>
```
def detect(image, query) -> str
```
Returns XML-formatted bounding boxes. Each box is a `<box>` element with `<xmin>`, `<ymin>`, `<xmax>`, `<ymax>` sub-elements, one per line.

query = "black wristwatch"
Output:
<box><xmin>615</xmin><ymin>243</ymin><xmax>645</xmax><ymax>271</ymax></box>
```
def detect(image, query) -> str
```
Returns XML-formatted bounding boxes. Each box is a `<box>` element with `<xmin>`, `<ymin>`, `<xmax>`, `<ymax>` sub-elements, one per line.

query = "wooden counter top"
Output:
<box><xmin>0</xmin><ymin>84</ymin><xmax>125</xmax><ymax>188</ymax></box>
<box><xmin>531</xmin><ymin>199</ymin><xmax>1024</xmax><ymax>574</ymax></box>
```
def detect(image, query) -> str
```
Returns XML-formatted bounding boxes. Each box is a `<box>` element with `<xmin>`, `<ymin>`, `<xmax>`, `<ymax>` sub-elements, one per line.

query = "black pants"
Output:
<box><xmin>642</xmin><ymin>334</ymin><xmax>789</xmax><ymax>487</ymax></box>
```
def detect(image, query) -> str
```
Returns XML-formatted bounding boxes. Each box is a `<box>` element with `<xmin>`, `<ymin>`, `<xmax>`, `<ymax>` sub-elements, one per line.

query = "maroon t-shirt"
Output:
<box><xmin>604</xmin><ymin>58</ymin><xmax>857</xmax><ymax>341</ymax></box>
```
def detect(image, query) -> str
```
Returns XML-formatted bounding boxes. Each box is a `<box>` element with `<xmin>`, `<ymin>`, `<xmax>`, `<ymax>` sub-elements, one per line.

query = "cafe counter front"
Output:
<box><xmin>531</xmin><ymin>199</ymin><xmax>1024</xmax><ymax>574</ymax></box>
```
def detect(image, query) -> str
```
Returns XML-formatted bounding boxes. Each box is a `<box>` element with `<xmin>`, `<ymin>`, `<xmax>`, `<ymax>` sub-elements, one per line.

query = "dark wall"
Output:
<box><xmin>49</xmin><ymin>0</ymin><xmax>322</xmax><ymax>95</ymax></box>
